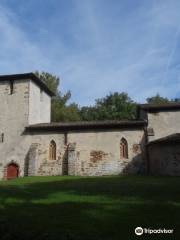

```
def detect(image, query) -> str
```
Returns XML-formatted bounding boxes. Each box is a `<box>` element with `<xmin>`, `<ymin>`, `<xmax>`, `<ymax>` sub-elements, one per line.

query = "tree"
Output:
<box><xmin>80</xmin><ymin>92</ymin><xmax>137</xmax><ymax>121</ymax></box>
<box><xmin>80</xmin><ymin>106</ymin><xmax>99</xmax><ymax>121</ymax></box>
<box><xmin>35</xmin><ymin>71</ymin><xmax>178</xmax><ymax>122</ymax></box>
<box><xmin>35</xmin><ymin>71</ymin><xmax>81</xmax><ymax>122</ymax></box>
<box><xmin>174</xmin><ymin>98</ymin><xmax>180</xmax><ymax>103</ymax></box>
<box><xmin>146</xmin><ymin>94</ymin><xmax>170</xmax><ymax>104</ymax></box>
<box><xmin>35</xmin><ymin>71</ymin><xmax>60</xmax><ymax>95</ymax></box>
<box><xmin>52</xmin><ymin>100</ymin><xmax>81</xmax><ymax>122</ymax></box>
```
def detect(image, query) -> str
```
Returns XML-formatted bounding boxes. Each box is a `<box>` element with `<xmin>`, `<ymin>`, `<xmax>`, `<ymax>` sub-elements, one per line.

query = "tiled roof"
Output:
<box><xmin>26</xmin><ymin>120</ymin><xmax>146</xmax><ymax>131</ymax></box>
<box><xmin>148</xmin><ymin>133</ymin><xmax>180</xmax><ymax>145</ymax></box>
<box><xmin>139</xmin><ymin>103</ymin><xmax>180</xmax><ymax>111</ymax></box>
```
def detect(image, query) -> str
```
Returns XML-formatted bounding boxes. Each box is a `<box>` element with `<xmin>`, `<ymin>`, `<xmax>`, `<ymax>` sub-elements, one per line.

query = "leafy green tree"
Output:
<box><xmin>174</xmin><ymin>98</ymin><xmax>180</xmax><ymax>102</ymax></box>
<box><xmin>80</xmin><ymin>106</ymin><xmax>99</xmax><ymax>121</ymax></box>
<box><xmin>146</xmin><ymin>94</ymin><xmax>170</xmax><ymax>104</ymax></box>
<box><xmin>35</xmin><ymin>71</ymin><xmax>81</xmax><ymax>122</ymax></box>
<box><xmin>80</xmin><ymin>92</ymin><xmax>137</xmax><ymax>121</ymax></box>
<box><xmin>35</xmin><ymin>71</ymin><xmax>60</xmax><ymax>95</ymax></box>
<box><xmin>52</xmin><ymin>100</ymin><xmax>81</xmax><ymax>122</ymax></box>
<box><xmin>35</xmin><ymin>72</ymin><xmax>178</xmax><ymax>122</ymax></box>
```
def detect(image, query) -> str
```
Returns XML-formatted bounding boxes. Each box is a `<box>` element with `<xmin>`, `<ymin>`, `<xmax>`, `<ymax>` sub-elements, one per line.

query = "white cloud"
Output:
<box><xmin>0</xmin><ymin>5</ymin><xmax>50</xmax><ymax>73</ymax></box>
<box><xmin>0</xmin><ymin>0</ymin><xmax>179</xmax><ymax>106</ymax></box>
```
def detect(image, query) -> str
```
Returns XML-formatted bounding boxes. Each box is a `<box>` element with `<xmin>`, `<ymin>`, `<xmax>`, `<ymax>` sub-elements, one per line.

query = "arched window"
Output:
<box><xmin>120</xmin><ymin>138</ymin><xmax>128</xmax><ymax>159</ymax></box>
<box><xmin>49</xmin><ymin>140</ymin><xmax>56</xmax><ymax>160</ymax></box>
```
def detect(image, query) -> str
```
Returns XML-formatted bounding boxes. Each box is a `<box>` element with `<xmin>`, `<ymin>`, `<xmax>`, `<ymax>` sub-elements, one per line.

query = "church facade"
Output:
<box><xmin>0</xmin><ymin>73</ymin><xmax>180</xmax><ymax>179</ymax></box>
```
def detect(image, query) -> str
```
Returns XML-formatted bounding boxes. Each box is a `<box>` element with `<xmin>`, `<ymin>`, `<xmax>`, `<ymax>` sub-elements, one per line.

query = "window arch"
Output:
<box><xmin>120</xmin><ymin>138</ymin><xmax>128</xmax><ymax>159</ymax></box>
<box><xmin>49</xmin><ymin>140</ymin><xmax>56</xmax><ymax>160</ymax></box>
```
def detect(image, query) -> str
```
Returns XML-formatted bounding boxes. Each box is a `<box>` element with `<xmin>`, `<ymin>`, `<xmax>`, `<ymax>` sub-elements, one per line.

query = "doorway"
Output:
<box><xmin>6</xmin><ymin>163</ymin><xmax>19</xmax><ymax>180</ymax></box>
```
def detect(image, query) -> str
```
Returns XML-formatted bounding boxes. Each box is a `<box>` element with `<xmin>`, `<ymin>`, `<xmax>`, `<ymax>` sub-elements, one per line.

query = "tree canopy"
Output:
<box><xmin>146</xmin><ymin>94</ymin><xmax>171</xmax><ymax>104</ymax></box>
<box><xmin>80</xmin><ymin>92</ymin><xmax>137</xmax><ymax>121</ymax></box>
<box><xmin>35</xmin><ymin>71</ymin><xmax>60</xmax><ymax>95</ymax></box>
<box><xmin>35</xmin><ymin>71</ymin><xmax>178</xmax><ymax>122</ymax></box>
<box><xmin>35</xmin><ymin>71</ymin><xmax>81</xmax><ymax>122</ymax></box>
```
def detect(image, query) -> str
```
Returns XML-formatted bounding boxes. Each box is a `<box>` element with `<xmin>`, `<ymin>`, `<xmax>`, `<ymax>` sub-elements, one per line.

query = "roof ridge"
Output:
<box><xmin>26</xmin><ymin>120</ymin><xmax>146</xmax><ymax>131</ymax></box>
<box><xmin>0</xmin><ymin>72</ymin><xmax>55</xmax><ymax>96</ymax></box>
<box><xmin>148</xmin><ymin>133</ymin><xmax>180</xmax><ymax>145</ymax></box>
<box><xmin>138</xmin><ymin>102</ymin><xmax>180</xmax><ymax>111</ymax></box>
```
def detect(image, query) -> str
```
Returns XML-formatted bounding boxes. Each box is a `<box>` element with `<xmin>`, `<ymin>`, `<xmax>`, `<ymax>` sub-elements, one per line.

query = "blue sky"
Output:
<box><xmin>0</xmin><ymin>0</ymin><xmax>180</xmax><ymax>105</ymax></box>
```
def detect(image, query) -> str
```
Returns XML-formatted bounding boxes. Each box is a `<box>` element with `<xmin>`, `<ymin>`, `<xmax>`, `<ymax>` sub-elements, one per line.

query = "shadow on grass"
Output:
<box><xmin>0</xmin><ymin>176</ymin><xmax>180</xmax><ymax>240</ymax></box>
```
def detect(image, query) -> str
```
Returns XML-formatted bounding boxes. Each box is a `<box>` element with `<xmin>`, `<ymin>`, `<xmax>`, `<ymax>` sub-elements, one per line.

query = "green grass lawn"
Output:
<box><xmin>0</xmin><ymin>175</ymin><xmax>179</xmax><ymax>240</ymax></box>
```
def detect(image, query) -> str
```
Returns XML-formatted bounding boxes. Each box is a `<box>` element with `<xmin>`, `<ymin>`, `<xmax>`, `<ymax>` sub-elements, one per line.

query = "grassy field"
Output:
<box><xmin>0</xmin><ymin>176</ymin><xmax>179</xmax><ymax>240</ymax></box>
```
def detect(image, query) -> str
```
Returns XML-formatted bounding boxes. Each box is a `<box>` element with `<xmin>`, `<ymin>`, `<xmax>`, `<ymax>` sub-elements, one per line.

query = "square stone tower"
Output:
<box><xmin>0</xmin><ymin>73</ymin><xmax>53</xmax><ymax>178</ymax></box>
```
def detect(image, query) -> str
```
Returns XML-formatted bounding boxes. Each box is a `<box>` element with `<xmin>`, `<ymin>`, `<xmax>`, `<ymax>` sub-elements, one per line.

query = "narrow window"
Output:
<box><xmin>120</xmin><ymin>138</ymin><xmax>128</xmax><ymax>159</ymax></box>
<box><xmin>1</xmin><ymin>133</ymin><xmax>4</xmax><ymax>143</ymax></box>
<box><xmin>9</xmin><ymin>81</ymin><xmax>14</xmax><ymax>95</ymax></box>
<box><xmin>49</xmin><ymin>140</ymin><xmax>56</xmax><ymax>160</ymax></box>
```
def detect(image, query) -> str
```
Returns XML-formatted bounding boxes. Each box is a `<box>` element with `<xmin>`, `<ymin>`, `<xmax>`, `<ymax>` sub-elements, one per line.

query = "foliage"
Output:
<box><xmin>79</xmin><ymin>106</ymin><xmax>99</xmax><ymax>121</ymax></box>
<box><xmin>35</xmin><ymin>71</ymin><xmax>81</xmax><ymax>122</ymax></box>
<box><xmin>146</xmin><ymin>93</ymin><xmax>171</xmax><ymax>104</ymax></box>
<box><xmin>35</xmin><ymin>71</ymin><xmax>60</xmax><ymax>95</ymax></box>
<box><xmin>52</xmin><ymin>100</ymin><xmax>81</xmax><ymax>122</ymax></box>
<box><xmin>35</xmin><ymin>71</ymin><xmax>179</xmax><ymax>122</ymax></box>
<box><xmin>174</xmin><ymin>98</ymin><xmax>180</xmax><ymax>102</ymax></box>
<box><xmin>80</xmin><ymin>92</ymin><xmax>137</xmax><ymax>120</ymax></box>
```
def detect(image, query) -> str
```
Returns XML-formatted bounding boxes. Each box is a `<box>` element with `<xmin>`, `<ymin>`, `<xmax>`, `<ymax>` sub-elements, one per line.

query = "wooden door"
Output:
<box><xmin>7</xmin><ymin>163</ymin><xmax>19</xmax><ymax>180</ymax></box>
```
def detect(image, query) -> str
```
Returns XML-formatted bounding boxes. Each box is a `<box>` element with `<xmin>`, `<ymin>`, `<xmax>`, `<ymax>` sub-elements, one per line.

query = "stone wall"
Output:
<box><xmin>67</xmin><ymin>129</ymin><xmax>145</xmax><ymax>176</ymax></box>
<box><xmin>140</xmin><ymin>110</ymin><xmax>180</xmax><ymax>142</ymax></box>
<box><xmin>28</xmin><ymin>133</ymin><xmax>66</xmax><ymax>176</ymax></box>
<box><xmin>0</xmin><ymin>78</ymin><xmax>51</xmax><ymax>179</ymax></box>
<box><xmin>26</xmin><ymin>129</ymin><xmax>145</xmax><ymax>177</ymax></box>
<box><xmin>29</xmin><ymin>80</ymin><xmax>51</xmax><ymax>124</ymax></box>
<box><xmin>0</xmin><ymin>80</ymin><xmax>31</xmax><ymax>178</ymax></box>
<box><xmin>147</xmin><ymin>111</ymin><xmax>180</xmax><ymax>141</ymax></box>
<box><xmin>2</xmin><ymin>77</ymin><xmax>180</xmax><ymax>178</ymax></box>
<box><xmin>148</xmin><ymin>143</ymin><xmax>180</xmax><ymax>176</ymax></box>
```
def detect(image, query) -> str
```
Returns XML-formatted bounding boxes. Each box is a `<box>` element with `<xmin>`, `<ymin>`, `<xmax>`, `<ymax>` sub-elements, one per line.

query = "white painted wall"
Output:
<box><xmin>147</xmin><ymin>111</ymin><xmax>180</xmax><ymax>141</ymax></box>
<box><xmin>29</xmin><ymin>80</ymin><xmax>51</xmax><ymax>124</ymax></box>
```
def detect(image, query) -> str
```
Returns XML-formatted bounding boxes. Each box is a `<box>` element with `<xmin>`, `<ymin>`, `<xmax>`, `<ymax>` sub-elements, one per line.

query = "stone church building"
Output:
<box><xmin>0</xmin><ymin>73</ymin><xmax>180</xmax><ymax>179</ymax></box>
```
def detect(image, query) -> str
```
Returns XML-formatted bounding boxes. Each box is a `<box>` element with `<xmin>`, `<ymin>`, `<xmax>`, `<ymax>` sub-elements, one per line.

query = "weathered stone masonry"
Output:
<box><xmin>25</xmin><ymin>126</ymin><xmax>146</xmax><ymax>176</ymax></box>
<box><xmin>0</xmin><ymin>73</ymin><xmax>180</xmax><ymax>178</ymax></box>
